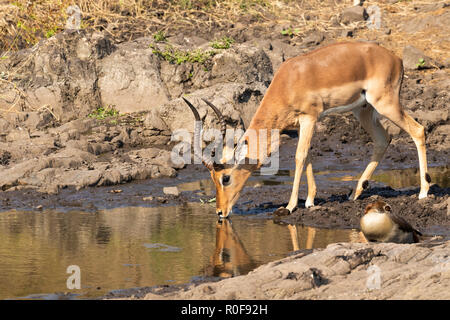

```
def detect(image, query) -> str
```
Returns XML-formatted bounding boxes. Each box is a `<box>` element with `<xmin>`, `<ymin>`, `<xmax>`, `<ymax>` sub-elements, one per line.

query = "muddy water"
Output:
<box><xmin>0</xmin><ymin>203</ymin><xmax>356</xmax><ymax>300</ymax></box>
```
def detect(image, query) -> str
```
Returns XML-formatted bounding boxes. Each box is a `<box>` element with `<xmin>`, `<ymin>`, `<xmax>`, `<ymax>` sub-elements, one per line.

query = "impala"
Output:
<box><xmin>183</xmin><ymin>41</ymin><xmax>430</xmax><ymax>218</ymax></box>
<box><xmin>205</xmin><ymin>219</ymin><xmax>256</xmax><ymax>278</ymax></box>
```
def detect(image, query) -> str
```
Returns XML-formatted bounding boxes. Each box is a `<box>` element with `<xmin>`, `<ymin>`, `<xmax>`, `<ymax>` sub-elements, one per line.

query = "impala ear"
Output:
<box><xmin>202</xmin><ymin>159</ymin><xmax>214</xmax><ymax>171</ymax></box>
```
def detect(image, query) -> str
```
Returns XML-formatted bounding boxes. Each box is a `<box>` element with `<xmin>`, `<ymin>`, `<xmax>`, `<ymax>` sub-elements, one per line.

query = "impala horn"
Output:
<box><xmin>182</xmin><ymin>97</ymin><xmax>212</xmax><ymax>170</ymax></box>
<box><xmin>201</xmin><ymin>98</ymin><xmax>226</xmax><ymax>140</ymax></box>
<box><xmin>183</xmin><ymin>97</ymin><xmax>235</xmax><ymax>168</ymax></box>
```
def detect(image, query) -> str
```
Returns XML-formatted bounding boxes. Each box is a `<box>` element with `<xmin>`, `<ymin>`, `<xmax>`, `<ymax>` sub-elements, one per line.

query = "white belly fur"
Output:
<box><xmin>318</xmin><ymin>93</ymin><xmax>366</xmax><ymax>120</ymax></box>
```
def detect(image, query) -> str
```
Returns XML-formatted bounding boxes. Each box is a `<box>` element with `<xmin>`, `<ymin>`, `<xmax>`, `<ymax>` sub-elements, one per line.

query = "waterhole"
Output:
<box><xmin>0</xmin><ymin>203</ymin><xmax>357</xmax><ymax>300</ymax></box>
<box><xmin>0</xmin><ymin>165</ymin><xmax>447</xmax><ymax>299</ymax></box>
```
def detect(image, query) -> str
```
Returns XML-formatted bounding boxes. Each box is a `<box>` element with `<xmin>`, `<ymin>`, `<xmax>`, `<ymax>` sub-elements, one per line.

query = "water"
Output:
<box><xmin>0</xmin><ymin>204</ymin><xmax>356</xmax><ymax>300</ymax></box>
<box><xmin>0</xmin><ymin>165</ymin><xmax>447</xmax><ymax>299</ymax></box>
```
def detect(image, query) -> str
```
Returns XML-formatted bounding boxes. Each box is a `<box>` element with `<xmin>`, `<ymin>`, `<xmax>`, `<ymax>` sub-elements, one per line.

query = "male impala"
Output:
<box><xmin>184</xmin><ymin>41</ymin><xmax>430</xmax><ymax>218</ymax></box>
<box><xmin>204</xmin><ymin>219</ymin><xmax>256</xmax><ymax>278</ymax></box>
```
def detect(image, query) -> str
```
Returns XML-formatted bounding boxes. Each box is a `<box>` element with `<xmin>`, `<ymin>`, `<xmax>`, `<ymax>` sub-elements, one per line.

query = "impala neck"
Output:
<box><xmin>242</xmin><ymin>99</ymin><xmax>283</xmax><ymax>169</ymax></box>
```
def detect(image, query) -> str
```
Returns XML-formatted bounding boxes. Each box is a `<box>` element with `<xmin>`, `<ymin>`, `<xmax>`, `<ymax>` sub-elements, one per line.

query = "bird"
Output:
<box><xmin>360</xmin><ymin>200</ymin><xmax>422</xmax><ymax>243</ymax></box>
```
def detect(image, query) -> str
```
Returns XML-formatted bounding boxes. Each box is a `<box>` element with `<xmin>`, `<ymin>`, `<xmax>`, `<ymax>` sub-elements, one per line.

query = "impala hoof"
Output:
<box><xmin>418</xmin><ymin>191</ymin><xmax>428</xmax><ymax>200</ymax></box>
<box><xmin>274</xmin><ymin>207</ymin><xmax>291</xmax><ymax>216</ymax></box>
<box><xmin>305</xmin><ymin>199</ymin><xmax>314</xmax><ymax>208</ymax></box>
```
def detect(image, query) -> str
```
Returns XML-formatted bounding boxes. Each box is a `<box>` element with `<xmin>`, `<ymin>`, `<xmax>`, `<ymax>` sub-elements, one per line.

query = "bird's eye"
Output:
<box><xmin>222</xmin><ymin>175</ymin><xmax>231</xmax><ymax>186</ymax></box>
<box><xmin>384</xmin><ymin>205</ymin><xmax>391</xmax><ymax>212</ymax></box>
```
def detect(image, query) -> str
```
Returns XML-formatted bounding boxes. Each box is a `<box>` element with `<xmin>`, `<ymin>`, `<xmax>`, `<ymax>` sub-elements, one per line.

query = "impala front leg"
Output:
<box><xmin>305</xmin><ymin>154</ymin><xmax>316</xmax><ymax>208</ymax></box>
<box><xmin>284</xmin><ymin>115</ymin><xmax>317</xmax><ymax>213</ymax></box>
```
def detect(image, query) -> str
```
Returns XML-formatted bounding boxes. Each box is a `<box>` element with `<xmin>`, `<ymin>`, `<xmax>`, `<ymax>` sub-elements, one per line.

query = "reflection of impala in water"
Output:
<box><xmin>203</xmin><ymin>219</ymin><xmax>257</xmax><ymax>278</ymax></box>
<box><xmin>203</xmin><ymin>220</ymin><xmax>365</xmax><ymax>278</ymax></box>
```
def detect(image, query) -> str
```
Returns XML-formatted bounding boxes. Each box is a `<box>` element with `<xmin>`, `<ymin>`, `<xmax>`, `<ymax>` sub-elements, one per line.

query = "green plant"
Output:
<box><xmin>281</xmin><ymin>27</ymin><xmax>300</xmax><ymax>37</ymax></box>
<box><xmin>153</xmin><ymin>30</ymin><xmax>167</xmax><ymax>42</ymax></box>
<box><xmin>416</xmin><ymin>58</ymin><xmax>425</xmax><ymax>68</ymax></box>
<box><xmin>179</xmin><ymin>0</ymin><xmax>193</xmax><ymax>10</ymax></box>
<box><xmin>211</xmin><ymin>36</ymin><xmax>234</xmax><ymax>49</ymax></box>
<box><xmin>150</xmin><ymin>44</ymin><xmax>217</xmax><ymax>66</ymax></box>
<box><xmin>88</xmin><ymin>106</ymin><xmax>119</xmax><ymax>120</ymax></box>
<box><xmin>45</xmin><ymin>27</ymin><xmax>57</xmax><ymax>38</ymax></box>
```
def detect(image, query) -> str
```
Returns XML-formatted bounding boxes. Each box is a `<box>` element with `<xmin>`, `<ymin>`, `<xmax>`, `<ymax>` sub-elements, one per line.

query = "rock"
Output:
<box><xmin>208</xmin><ymin>43</ymin><xmax>273</xmax><ymax>87</ymax></box>
<box><xmin>402</xmin><ymin>46</ymin><xmax>443</xmax><ymax>70</ymax></box>
<box><xmin>340</xmin><ymin>6</ymin><xmax>368</xmax><ymax>24</ymax></box>
<box><xmin>157</xmin><ymin>197</ymin><xmax>167</xmax><ymax>203</ymax></box>
<box><xmin>0</xmin><ymin>118</ymin><xmax>11</xmax><ymax>132</ymax></box>
<box><xmin>144</xmin><ymin>110</ymin><xmax>169</xmax><ymax>131</ymax></box>
<box><xmin>6</xmin><ymin>129</ymin><xmax>30</xmax><ymax>142</ymax></box>
<box><xmin>23</xmin><ymin>111</ymin><xmax>53</xmax><ymax>130</ymax></box>
<box><xmin>411</xmin><ymin>109</ymin><xmax>448</xmax><ymax>124</ymax></box>
<box><xmin>155</xmin><ymin>82</ymin><xmax>265</xmax><ymax>134</ymax></box>
<box><xmin>341</xmin><ymin>29</ymin><xmax>354</xmax><ymax>38</ymax></box>
<box><xmin>415</xmin><ymin>2</ymin><xmax>449</xmax><ymax>13</ymax></box>
<box><xmin>163</xmin><ymin>186</ymin><xmax>180</xmax><ymax>196</ymax></box>
<box><xmin>98</xmin><ymin>41</ymin><xmax>170</xmax><ymax>114</ymax></box>
<box><xmin>0</xmin><ymin>30</ymin><xmax>115</xmax><ymax>123</ymax></box>
<box><xmin>444</xmin><ymin>58</ymin><xmax>450</xmax><ymax>69</ymax></box>
<box><xmin>401</xmin><ymin>10</ymin><xmax>450</xmax><ymax>34</ymax></box>
<box><xmin>143</xmin><ymin>196</ymin><xmax>154</xmax><ymax>201</ymax></box>
<box><xmin>434</xmin><ymin>124</ymin><xmax>450</xmax><ymax>136</ymax></box>
<box><xmin>256</xmin><ymin>38</ymin><xmax>303</xmax><ymax>76</ymax></box>
<box><xmin>137</xmin><ymin>241</ymin><xmax>450</xmax><ymax>300</ymax></box>
<box><xmin>302</xmin><ymin>32</ymin><xmax>325</xmax><ymax>46</ymax></box>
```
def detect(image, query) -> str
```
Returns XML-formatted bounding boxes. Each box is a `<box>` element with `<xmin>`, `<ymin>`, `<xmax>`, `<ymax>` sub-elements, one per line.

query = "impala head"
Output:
<box><xmin>183</xmin><ymin>98</ymin><xmax>257</xmax><ymax>219</ymax></box>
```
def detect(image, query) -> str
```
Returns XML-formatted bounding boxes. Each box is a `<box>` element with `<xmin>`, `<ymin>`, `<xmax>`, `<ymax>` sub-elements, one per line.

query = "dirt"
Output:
<box><xmin>0</xmin><ymin>1</ymin><xmax>449</xmax><ymax>300</ymax></box>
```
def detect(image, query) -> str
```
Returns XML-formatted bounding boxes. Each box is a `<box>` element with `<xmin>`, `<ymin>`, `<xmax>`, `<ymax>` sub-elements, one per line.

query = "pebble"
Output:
<box><xmin>163</xmin><ymin>186</ymin><xmax>180</xmax><ymax>196</ymax></box>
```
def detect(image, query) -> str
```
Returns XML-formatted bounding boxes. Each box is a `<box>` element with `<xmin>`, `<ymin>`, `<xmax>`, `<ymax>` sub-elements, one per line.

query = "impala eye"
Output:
<box><xmin>222</xmin><ymin>175</ymin><xmax>231</xmax><ymax>186</ymax></box>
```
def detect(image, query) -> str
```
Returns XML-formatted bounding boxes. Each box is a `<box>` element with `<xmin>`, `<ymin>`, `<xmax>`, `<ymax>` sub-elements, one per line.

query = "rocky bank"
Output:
<box><xmin>1</xmin><ymin>3</ymin><xmax>449</xmax><ymax>194</ymax></box>
<box><xmin>106</xmin><ymin>239</ymin><xmax>450</xmax><ymax>300</ymax></box>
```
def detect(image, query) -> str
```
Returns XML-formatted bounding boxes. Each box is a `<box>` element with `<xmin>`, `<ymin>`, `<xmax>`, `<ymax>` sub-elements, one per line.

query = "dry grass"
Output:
<box><xmin>352</xmin><ymin>0</ymin><xmax>450</xmax><ymax>62</ymax></box>
<box><xmin>0</xmin><ymin>0</ymin><xmax>352</xmax><ymax>53</ymax></box>
<box><xmin>0</xmin><ymin>0</ymin><xmax>448</xmax><ymax>62</ymax></box>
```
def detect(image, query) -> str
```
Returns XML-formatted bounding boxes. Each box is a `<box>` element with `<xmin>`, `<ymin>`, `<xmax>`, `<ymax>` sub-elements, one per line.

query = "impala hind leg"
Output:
<box><xmin>305</xmin><ymin>154</ymin><xmax>317</xmax><ymax>208</ymax></box>
<box><xmin>284</xmin><ymin>115</ymin><xmax>317</xmax><ymax>213</ymax></box>
<box><xmin>350</xmin><ymin>105</ymin><xmax>391</xmax><ymax>200</ymax></box>
<box><xmin>369</xmin><ymin>96</ymin><xmax>430</xmax><ymax>199</ymax></box>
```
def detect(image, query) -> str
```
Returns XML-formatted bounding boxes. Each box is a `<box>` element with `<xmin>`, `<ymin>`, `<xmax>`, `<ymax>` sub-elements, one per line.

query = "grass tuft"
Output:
<box><xmin>88</xmin><ymin>106</ymin><xmax>119</xmax><ymax>120</ymax></box>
